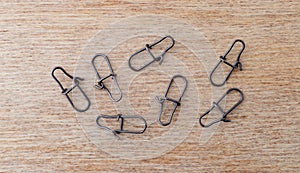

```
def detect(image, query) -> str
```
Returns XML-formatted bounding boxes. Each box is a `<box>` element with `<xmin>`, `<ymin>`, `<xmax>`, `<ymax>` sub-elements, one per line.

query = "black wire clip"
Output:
<box><xmin>96</xmin><ymin>114</ymin><xmax>147</xmax><ymax>139</ymax></box>
<box><xmin>51</xmin><ymin>66</ymin><xmax>90</xmax><ymax>112</ymax></box>
<box><xmin>91</xmin><ymin>54</ymin><xmax>122</xmax><ymax>102</ymax></box>
<box><xmin>199</xmin><ymin>88</ymin><xmax>244</xmax><ymax>127</ymax></box>
<box><xmin>128</xmin><ymin>35</ymin><xmax>175</xmax><ymax>72</ymax></box>
<box><xmin>156</xmin><ymin>75</ymin><xmax>188</xmax><ymax>126</ymax></box>
<box><xmin>209</xmin><ymin>39</ymin><xmax>245</xmax><ymax>86</ymax></box>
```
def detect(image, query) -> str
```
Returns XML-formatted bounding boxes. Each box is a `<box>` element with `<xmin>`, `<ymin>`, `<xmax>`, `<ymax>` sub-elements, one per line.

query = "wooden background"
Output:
<box><xmin>0</xmin><ymin>0</ymin><xmax>299</xmax><ymax>172</ymax></box>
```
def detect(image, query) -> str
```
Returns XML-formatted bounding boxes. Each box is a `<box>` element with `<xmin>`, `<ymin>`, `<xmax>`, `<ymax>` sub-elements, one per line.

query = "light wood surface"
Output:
<box><xmin>0</xmin><ymin>1</ymin><xmax>299</xmax><ymax>172</ymax></box>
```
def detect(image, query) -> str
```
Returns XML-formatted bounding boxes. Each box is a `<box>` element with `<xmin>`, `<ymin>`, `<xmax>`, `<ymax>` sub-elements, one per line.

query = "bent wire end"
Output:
<box><xmin>96</xmin><ymin>115</ymin><xmax>120</xmax><ymax>139</ymax></box>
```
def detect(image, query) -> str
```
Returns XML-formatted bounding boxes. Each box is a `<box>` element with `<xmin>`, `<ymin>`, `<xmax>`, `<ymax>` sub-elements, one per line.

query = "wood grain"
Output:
<box><xmin>0</xmin><ymin>0</ymin><xmax>299</xmax><ymax>172</ymax></box>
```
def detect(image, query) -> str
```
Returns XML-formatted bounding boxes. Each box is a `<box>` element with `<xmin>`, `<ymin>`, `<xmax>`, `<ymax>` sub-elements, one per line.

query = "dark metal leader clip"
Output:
<box><xmin>128</xmin><ymin>35</ymin><xmax>175</xmax><ymax>71</ymax></box>
<box><xmin>209</xmin><ymin>39</ymin><xmax>245</xmax><ymax>86</ymax></box>
<box><xmin>96</xmin><ymin>114</ymin><xmax>147</xmax><ymax>139</ymax></box>
<box><xmin>91</xmin><ymin>54</ymin><xmax>122</xmax><ymax>102</ymax></box>
<box><xmin>51</xmin><ymin>66</ymin><xmax>90</xmax><ymax>112</ymax></box>
<box><xmin>199</xmin><ymin>88</ymin><xmax>244</xmax><ymax>127</ymax></box>
<box><xmin>156</xmin><ymin>75</ymin><xmax>188</xmax><ymax>126</ymax></box>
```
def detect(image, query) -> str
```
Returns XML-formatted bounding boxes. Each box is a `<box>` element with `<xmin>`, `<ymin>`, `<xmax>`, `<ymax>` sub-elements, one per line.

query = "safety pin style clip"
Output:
<box><xmin>199</xmin><ymin>88</ymin><xmax>244</xmax><ymax>127</ymax></box>
<box><xmin>156</xmin><ymin>75</ymin><xmax>188</xmax><ymax>126</ymax></box>
<box><xmin>91</xmin><ymin>54</ymin><xmax>122</xmax><ymax>102</ymax></box>
<box><xmin>51</xmin><ymin>66</ymin><xmax>90</xmax><ymax>112</ymax></box>
<box><xmin>128</xmin><ymin>35</ymin><xmax>175</xmax><ymax>71</ymax></box>
<box><xmin>210</xmin><ymin>39</ymin><xmax>245</xmax><ymax>86</ymax></box>
<box><xmin>96</xmin><ymin>114</ymin><xmax>147</xmax><ymax>139</ymax></box>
